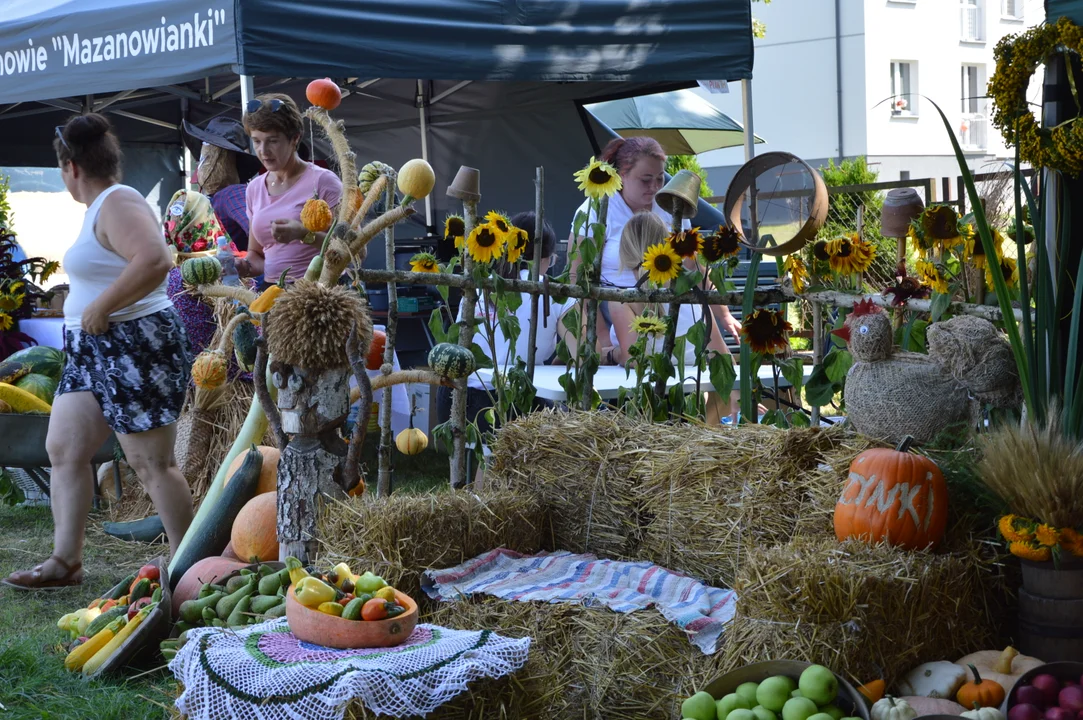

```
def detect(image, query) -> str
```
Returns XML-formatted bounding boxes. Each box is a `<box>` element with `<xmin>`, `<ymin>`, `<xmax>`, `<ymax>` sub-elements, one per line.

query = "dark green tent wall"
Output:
<box><xmin>1047</xmin><ymin>0</ymin><xmax>1083</xmax><ymax>21</ymax></box>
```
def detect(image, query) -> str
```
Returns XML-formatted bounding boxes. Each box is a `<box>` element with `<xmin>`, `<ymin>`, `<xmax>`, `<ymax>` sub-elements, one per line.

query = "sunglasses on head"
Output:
<box><xmin>245</xmin><ymin>98</ymin><xmax>284</xmax><ymax>114</ymax></box>
<box><xmin>54</xmin><ymin>126</ymin><xmax>70</xmax><ymax>152</ymax></box>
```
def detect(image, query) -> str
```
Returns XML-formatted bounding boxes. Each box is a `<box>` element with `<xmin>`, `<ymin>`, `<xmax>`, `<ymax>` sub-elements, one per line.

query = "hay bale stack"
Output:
<box><xmin>318</xmin><ymin>490</ymin><xmax>550</xmax><ymax>598</ymax></box>
<box><xmin>720</xmin><ymin>537</ymin><xmax>1008</xmax><ymax>688</ymax></box>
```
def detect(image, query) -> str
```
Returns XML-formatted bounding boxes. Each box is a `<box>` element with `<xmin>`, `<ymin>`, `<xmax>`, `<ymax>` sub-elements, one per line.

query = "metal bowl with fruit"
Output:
<box><xmin>1001</xmin><ymin>662</ymin><xmax>1083</xmax><ymax>720</ymax></box>
<box><xmin>680</xmin><ymin>661</ymin><xmax>870</xmax><ymax>720</ymax></box>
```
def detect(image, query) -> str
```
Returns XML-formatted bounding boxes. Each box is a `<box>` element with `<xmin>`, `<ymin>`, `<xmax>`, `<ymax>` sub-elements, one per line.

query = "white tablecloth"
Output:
<box><xmin>19</xmin><ymin>316</ymin><xmax>65</xmax><ymax>349</ymax></box>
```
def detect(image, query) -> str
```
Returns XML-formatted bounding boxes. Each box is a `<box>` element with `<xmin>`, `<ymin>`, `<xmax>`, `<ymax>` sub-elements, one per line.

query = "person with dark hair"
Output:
<box><xmin>566</xmin><ymin>137</ymin><xmax>741</xmax><ymax>362</ymax></box>
<box><xmin>182</xmin><ymin>117</ymin><xmax>262</xmax><ymax>251</ymax></box>
<box><xmin>236</xmin><ymin>93</ymin><xmax>341</xmax><ymax>285</ymax></box>
<box><xmin>3</xmin><ymin>113</ymin><xmax>194</xmax><ymax>589</ymax></box>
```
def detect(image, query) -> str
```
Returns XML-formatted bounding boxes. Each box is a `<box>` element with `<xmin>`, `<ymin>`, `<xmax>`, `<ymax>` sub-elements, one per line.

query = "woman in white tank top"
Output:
<box><xmin>3</xmin><ymin>114</ymin><xmax>195</xmax><ymax>590</ymax></box>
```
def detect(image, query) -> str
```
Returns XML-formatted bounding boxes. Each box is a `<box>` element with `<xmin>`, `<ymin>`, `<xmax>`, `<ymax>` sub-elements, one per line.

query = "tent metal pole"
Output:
<box><xmin>418</xmin><ymin>80</ymin><xmax>433</xmax><ymax>228</ymax></box>
<box><xmin>741</xmin><ymin>79</ymin><xmax>755</xmax><ymax>163</ymax></box>
<box><xmin>240</xmin><ymin>74</ymin><xmax>255</xmax><ymax>109</ymax></box>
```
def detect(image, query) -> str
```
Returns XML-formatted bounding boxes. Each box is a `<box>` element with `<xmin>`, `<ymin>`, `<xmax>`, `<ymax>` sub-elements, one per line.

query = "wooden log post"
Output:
<box><xmin>526</xmin><ymin>167</ymin><xmax>544</xmax><ymax>380</ymax></box>
<box><xmin>450</xmin><ymin>196</ymin><xmax>480</xmax><ymax>489</ymax></box>
<box><xmin>377</xmin><ymin>180</ymin><xmax>397</xmax><ymax>497</ymax></box>
<box><xmin>810</xmin><ymin>300</ymin><xmax>823</xmax><ymax>426</ymax></box>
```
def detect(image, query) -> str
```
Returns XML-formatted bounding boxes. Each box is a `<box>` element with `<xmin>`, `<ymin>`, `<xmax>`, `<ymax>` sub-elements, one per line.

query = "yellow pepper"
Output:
<box><xmin>374</xmin><ymin>586</ymin><xmax>397</xmax><ymax>602</ymax></box>
<box><xmin>294</xmin><ymin>576</ymin><xmax>337</xmax><ymax>608</ymax></box>
<box><xmin>249</xmin><ymin>268</ymin><xmax>290</xmax><ymax>313</ymax></box>
<box><xmin>284</xmin><ymin>556</ymin><xmax>310</xmax><ymax>587</ymax></box>
<box><xmin>329</xmin><ymin>562</ymin><xmax>358</xmax><ymax>591</ymax></box>
<box><xmin>317</xmin><ymin>601</ymin><xmax>344</xmax><ymax>617</ymax></box>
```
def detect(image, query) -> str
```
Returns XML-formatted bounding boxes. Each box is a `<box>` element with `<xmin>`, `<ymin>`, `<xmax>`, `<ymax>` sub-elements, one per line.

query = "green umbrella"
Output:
<box><xmin>585</xmin><ymin>88</ymin><xmax>765</xmax><ymax>156</ymax></box>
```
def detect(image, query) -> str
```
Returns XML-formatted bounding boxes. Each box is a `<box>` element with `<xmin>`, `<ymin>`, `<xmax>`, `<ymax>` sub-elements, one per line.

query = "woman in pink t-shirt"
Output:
<box><xmin>237</xmin><ymin>93</ymin><xmax>342</xmax><ymax>284</ymax></box>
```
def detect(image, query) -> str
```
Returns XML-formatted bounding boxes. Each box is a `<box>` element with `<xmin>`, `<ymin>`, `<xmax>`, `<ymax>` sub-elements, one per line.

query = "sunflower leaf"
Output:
<box><xmin>469</xmin><ymin>343</ymin><xmax>493</xmax><ymax>369</ymax></box>
<box><xmin>572</xmin><ymin>210</ymin><xmax>588</xmax><ymax>238</ymax></box>
<box><xmin>761</xmin><ymin>408</ymin><xmax>788</xmax><ymax>429</ymax></box>
<box><xmin>789</xmin><ymin>411</ymin><xmax>812</xmax><ymax>428</ymax></box>
<box><xmin>428</xmin><ymin>309</ymin><xmax>447</xmax><ymax>345</ymax></box>
<box><xmin>929</xmin><ymin>291</ymin><xmax>952</xmax><ymax>323</ymax></box>
<box><xmin>447</xmin><ymin>323</ymin><xmax>460</xmax><ymax>345</ymax></box>
<box><xmin>432</xmin><ymin>420</ymin><xmax>455</xmax><ymax>456</ymax></box>
<box><xmin>804</xmin><ymin>364</ymin><xmax>837</xmax><ymax>407</ymax></box>
<box><xmin>778</xmin><ymin>356</ymin><xmax>805</xmax><ymax>393</ymax></box>
<box><xmin>708</xmin><ymin>352</ymin><xmax>736</xmax><ymax>399</ymax></box>
<box><xmin>823</xmin><ymin>348</ymin><xmax>853</xmax><ymax>383</ymax></box>
<box><xmin>685</xmin><ymin>321</ymin><xmax>708</xmax><ymax>359</ymax></box>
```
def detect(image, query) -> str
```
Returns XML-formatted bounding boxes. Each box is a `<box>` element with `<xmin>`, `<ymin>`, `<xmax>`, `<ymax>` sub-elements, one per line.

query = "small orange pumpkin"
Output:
<box><xmin>858</xmin><ymin>679</ymin><xmax>886</xmax><ymax>704</ymax></box>
<box><xmin>955</xmin><ymin>664</ymin><xmax>1006</xmax><ymax>709</ymax></box>
<box><xmin>833</xmin><ymin>436</ymin><xmax>949</xmax><ymax>550</ymax></box>
<box><xmin>231</xmin><ymin>491</ymin><xmax>278</xmax><ymax>563</ymax></box>
<box><xmin>192</xmin><ymin>350</ymin><xmax>228</xmax><ymax>390</ymax></box>
<box><xmin>301</xmin><ymin>193</ymin><xmax>333</xmax><ymax>233</ymax></box>
<box><xmin>366</xmin><ymin>329</ymin><xmax>386</xmax><ymax>370</ymax></box>
<box><xmin>306</xmin><ymin>78</ymin><xmax>342</xmax><ymax>110</ymax></box>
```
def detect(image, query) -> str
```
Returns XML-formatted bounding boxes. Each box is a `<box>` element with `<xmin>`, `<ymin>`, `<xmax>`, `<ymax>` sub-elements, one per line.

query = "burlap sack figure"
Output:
<box><xmin>926</xmin><ymin>314</ymin><xmax>1022</xmax><ymax>409</ymax></box>
<box><xmin>837</xmin><ymin>300</ymin><xmax>976</xmax><ymax>446</ymax></box>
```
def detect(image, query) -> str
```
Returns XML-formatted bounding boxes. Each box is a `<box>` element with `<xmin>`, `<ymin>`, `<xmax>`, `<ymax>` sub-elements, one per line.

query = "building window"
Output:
<box><xmin>961</xmin><ymin>0</ymin><xmax>985</xmax><ymax>42</ymax></box>
<box><xmin>960</xmin><ymin>64</ymin><xmax>987</xmax><ymax>150</ymax></box>
<box><xmin>1001</xmin><ymin>0</ymin><xmax>1023</xmax><ymax>19</ymax></box>
<box><xmin>891</xmin><ymin>61</ymin><xmax>917</xmax><ymax>116</ymax></box>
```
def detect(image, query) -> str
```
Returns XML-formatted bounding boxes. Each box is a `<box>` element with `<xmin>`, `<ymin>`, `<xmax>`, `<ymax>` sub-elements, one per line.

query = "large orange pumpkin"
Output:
<box><xmin>231</xmin><ymin>491</ymin><xmax>279</xmax><ymax>563</ymax></box>
<box><xmin>224</xmin><ymin>445</ymin><xmax>280</xmax><ymax>496</ymax></box>
<box><xmin>833</xmin><ymin>437</ymin><xmax>948</xmax><ymax>550</ymax></box>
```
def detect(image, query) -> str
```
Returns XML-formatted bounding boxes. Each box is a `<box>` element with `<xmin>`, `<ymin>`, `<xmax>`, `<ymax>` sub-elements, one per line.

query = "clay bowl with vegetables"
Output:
<box><xmin>286</xmin><ymin>587</ymin><xmax>418</xmax><ymax>649</ymax></box>
<box><xmin>1000</xmin><ymin>662</ymin><xmax>1083</xmax><ymax>720</ymax></box>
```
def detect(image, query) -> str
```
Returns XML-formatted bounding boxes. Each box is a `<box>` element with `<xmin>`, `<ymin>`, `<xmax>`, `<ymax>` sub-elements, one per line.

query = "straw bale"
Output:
<box><xmin>317</xmin><ymin>490</ymin><xmax>551</xmax><ymax>598</ymax></box>
<box><xmin>724</xmin><ymin>536</ymin><xmax>1010</xmax><ymax>688</ymax></box>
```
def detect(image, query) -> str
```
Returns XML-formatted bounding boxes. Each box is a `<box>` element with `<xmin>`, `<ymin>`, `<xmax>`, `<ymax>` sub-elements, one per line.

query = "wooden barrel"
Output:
<box><xmin>1018</xmin><ymin>558</ymin><xmax>1083</xmax><ymax>661</ymax></box>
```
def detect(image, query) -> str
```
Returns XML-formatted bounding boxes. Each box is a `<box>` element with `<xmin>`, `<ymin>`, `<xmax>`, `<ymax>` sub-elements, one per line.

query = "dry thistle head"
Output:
<box><xmin>264</xmin><ymin>280</ymin><xmax>373</xmax><ymax>371</ymax></box>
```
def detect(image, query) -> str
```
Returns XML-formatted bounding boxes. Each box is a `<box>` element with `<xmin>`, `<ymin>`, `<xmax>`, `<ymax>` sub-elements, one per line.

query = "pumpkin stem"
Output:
<box><xmin>967</xmin><ymin>663</ymin><xmax>983</xmax><ymax>684</ymax></box>
<box><xmin>276</xmin><ymin>268</ymin><xmax>290</xmax><ymax>288</ymax></box>
<box><xmin>993</xmin><ymin>646</ymin><xmax>1018</xmax><ymax>674</ymax></box>
<box><xmin>973</xmin><ymin>703</ymin><xmax>982</xmax><ymax>711</ymax></box>
<box><xmin>895</xmin><ymin>436</ymin><xmax>914</xmax><ymax>453</ymax></box>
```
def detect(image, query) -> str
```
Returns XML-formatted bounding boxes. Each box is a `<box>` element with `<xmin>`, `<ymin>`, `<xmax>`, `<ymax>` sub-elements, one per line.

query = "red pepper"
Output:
<box><xmin>129</xmin><ymin>563</ymin><xmax>160</xmax><ymax>593</ymax></box>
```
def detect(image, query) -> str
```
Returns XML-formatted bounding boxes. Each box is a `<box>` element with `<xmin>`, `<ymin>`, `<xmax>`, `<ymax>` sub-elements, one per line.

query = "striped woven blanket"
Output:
<box><xmin>422</xmin><ymin>548</ymin><xmax>737</xmax><ymax>654</ymax></box>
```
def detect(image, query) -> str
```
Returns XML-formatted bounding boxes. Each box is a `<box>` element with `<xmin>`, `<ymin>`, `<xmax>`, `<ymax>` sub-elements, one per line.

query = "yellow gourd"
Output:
<box><xmin>81</xmin><ymin>602</ymin><xmax>153</xmax><ymax>676</ymax></box>
<box><xmin>397</xmin><ymin>159</ymin><xmax>435</xmax><ymax>205</ymax></box>
<box><xmin>192</xmin><ymin>350</ymin><xmax>228</xmax><ymax>390</ymax></box>
<box><xmin>64</xmin><ymin>618</ymin><xmax>124</xmax><ymax>672</ymax></box>
<box><xmin>249</xmin><ymin>268</ymin><xmax>290</xmax><ymax>314</ymax></box>
<box><xmin>300</xmin><ymin>193</ymin><xmax>333</xmax><ymax>233</ymax></box>
<box><xmin>395</xmin><ymin>426</ymin><xmax>428</xmax><ymax>455</ymax></box>
<box><xmin>0</xmin><ymin>382</ymin><xmax>51</xmax><ymax>414</ymax></box>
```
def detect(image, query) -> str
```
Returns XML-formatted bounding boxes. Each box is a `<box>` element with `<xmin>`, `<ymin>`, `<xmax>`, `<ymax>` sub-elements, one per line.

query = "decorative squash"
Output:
<box><xmin>231</xmin><ymin>491</ymin><xmax>279</xmax><ymax>563</ymax></box>
<box><xmin>956</xmin><ymin>665</ymin><xmax>1006</xmax><ymax>709</ymax></box>
<box><xmin>833</xmin><ymin>436</ymin><xmax>949</xmax><ymax>550</ymax></box>
<box><xmin>953</xmin><ymin>647</ymin><xmax>1044</xmax><ymax>694</ymax></box>
<box><xmin>859</xmin><ymin>679</ymin><xmax>887</xmax><ymax>705</ymax></box>
<box><xmin>305</xmin><ymin>78</ymin><xmax>342</xmax><ymax>111</ymax></box>
<box><xmin>171</xmin><ymin>555</ymin><xmax>249</xmax><ymax>616</ymax></box>
<box><xmin>301</xmin><ymin>193</ymin><xmax>333</xmax><ymax>233</ymax></box>
<box><xmin>428</xmin><ymin>342</ymin><xmax>476</xmax><ymax>380</ymax></box>
<box><xmin>898</xmin><ymin>697</ymin><xmax>968</xmax><ymax>716</ymax></box>
<box><xmin>224</xmin><ymin>445</ymin><xmax>280</xmax><ymax>496</ymax></box>
<box><xmin>250</xmin><ymin>269</ymin><xmax>290</xmax><ymax>314</ymax></box>
<box><xmin>899</xmin><ymin>661</ymin><xmax>968</xmax><ymax>699</ymax></box>
<box><xmin>397</xmin><ymin>159</ymin><xmax>435</xmax><ymax>205</ymax></box>
<box><xmin>181</xmin><ymin>255</ymin><xmax>222</xmax><ymax>285</ymax></box>
<box><xmin>232</xmin><ymin>310</ymin><xmax>258</xmax><ymax>372</ymax></box>
<box><xmin>962</xmin><ymin>705</ymin><xmax>1006</xmax><ymax>720</ymax></box>
<box><xmin>871</xmin><ymin>697</ymin><xmax>917</xmax><ymax>720</ymax></box>
<box><xmin>396</xmin><ymin>427</ymin><xmax>428</xmax><ymax>455</ymax></box>
<box><xmin>0</xmin><ymin>382</ymin><xmax>51</xmax><ymax>414</ymax></box>
<box><xmin>367</xmin><ymin>329</ymin><xmax>386</xmax><ymax>371</ymax></box>
<box><xmin>192</xmin><ymin>350</ymin><xmax>229</xmax><ymax>390</ymax></box>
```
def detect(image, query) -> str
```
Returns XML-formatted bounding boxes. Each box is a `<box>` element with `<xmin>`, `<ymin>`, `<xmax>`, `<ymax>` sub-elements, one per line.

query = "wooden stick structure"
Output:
<box><xmin>450</xmin><ymin>199</ymin><xmax>480</xmax><ymax>489</ymax></box>
<box><xmin>377</xmin><ymin>179</ymin><xmax>398</xmax><ymax>497</ymax></box>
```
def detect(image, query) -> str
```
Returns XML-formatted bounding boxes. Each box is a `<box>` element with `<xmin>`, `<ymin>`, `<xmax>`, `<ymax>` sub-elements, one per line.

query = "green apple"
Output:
<box><xmin>798</xmin><ymin>666</ymin><xmax>838</xmax><ymax>706</ymax></box>
<box><xmin>716</xmin><ymin>693</ymin><xmax>751</xmax><ymax>719</ymax></box>
<box><xmin>819</xmin><ymin>705</ymin><xmax>844</xmax><ymax>720</ymax></box>
<box><xmin>728</xmin><ymin>709</ymin><xmax>757</xmax><ymax>720</ymax></box>
<box><xmin>682</xmin><ymin>691</ymin><xmax>718</xmax><ymax>720</ymax></box>
<box><xmin>736</xmin><ymin>682</ymin><xmax>760</xmax><ymax>708</ymax></box>
<box><xmin>791</xmin><ymin>690</ymin><xmax>804</xmax><ymax>698</ymax></box>
<box><xmin>782</xmin><ymin>696</ymin><xmax>819</xmax><ymax>720</ymax></box>
<box><xmin>753</xmin><ymin>706</ymin><xmax>779</xmax><ymax>720</ymax></box>
<box><xmin>757</xmin><ymin>676</ymin><xmax>798</xmax><ymax>713</ymax></box>
<box><xmin>807</xmin><ymin>713</ymin><xmax>835</xmax><ymax>720</ymax></box>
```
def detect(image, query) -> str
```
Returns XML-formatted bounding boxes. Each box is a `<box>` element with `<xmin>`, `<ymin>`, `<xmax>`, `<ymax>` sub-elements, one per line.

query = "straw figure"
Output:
<box><xmin>253</xmin><ymin>280</ymin><xmax>374</xmax><ymax>561</ymax></box>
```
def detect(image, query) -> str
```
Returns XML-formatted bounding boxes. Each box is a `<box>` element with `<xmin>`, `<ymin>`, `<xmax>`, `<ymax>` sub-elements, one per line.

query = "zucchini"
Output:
<box><xmin>84</xmin><ymin>606</ymin><xmax>126</xmax><ymax>638</ymax></box>
<box><xmin>128</xmin><ymin>578</ymin><xmax>152</xmax><ymax>604</ymax></box>
<box><xmin>102</xmin><ymin>515</ymin><xmax>165</xmax><ymax>543</ymax></box>
<box><xmin>108</xmin><ymin>573</ymin><xmax>137</xmax><ymax>600</ymax></box>
<box><xmin>167</xmin><ymin>445</ymin><xmax>265</xmax><ymax>588</ymax></box>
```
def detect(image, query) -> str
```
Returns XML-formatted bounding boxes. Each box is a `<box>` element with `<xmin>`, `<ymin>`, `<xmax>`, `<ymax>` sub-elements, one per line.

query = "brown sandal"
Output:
<box><xmin>1</xmin><ymin>555</ymin><xmax>83</xmax><ymax>590</ymax></box>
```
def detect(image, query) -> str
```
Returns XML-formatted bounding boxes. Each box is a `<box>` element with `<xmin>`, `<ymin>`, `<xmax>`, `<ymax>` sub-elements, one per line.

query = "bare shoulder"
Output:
<box><xmin>101</xmin><ymin>186</ymin><xmax>159</xmax><ymax>224</ymax></box>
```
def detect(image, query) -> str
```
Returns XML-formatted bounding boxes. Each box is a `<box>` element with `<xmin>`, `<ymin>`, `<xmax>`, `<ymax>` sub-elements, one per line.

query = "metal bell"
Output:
<box><xmin>446</xmin><ymin>166</ymin><xmax>481</xmax><ymax>203</ymax></box>
<box><xmin>655</xmin><ymin>169</ymin><xmax>701</xmax><ymax>219</ymax></box>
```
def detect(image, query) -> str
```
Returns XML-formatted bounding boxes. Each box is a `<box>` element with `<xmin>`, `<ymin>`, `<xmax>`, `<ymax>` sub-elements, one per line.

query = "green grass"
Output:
<box><xmin>0</xmin><ymin>505</ymin><xmax>177</xmax><ymax>720</ymax></box>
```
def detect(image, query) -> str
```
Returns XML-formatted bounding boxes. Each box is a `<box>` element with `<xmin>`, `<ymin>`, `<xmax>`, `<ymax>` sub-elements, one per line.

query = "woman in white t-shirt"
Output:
<box><xmin>566</xmin><ymin>137</ymin><xmax>741</xmax><ymax>361</ymax></box>
<box><xmin>608</xmin><ymin>212</ymin><xmax>736</xmax><ymax>424</ymax></box>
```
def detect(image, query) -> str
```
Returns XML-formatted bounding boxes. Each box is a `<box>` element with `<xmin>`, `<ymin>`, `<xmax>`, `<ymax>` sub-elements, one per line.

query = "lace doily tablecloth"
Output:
<box><xmin>169</xmin><ymin>619</ymin><xmax>531</xmax><ymax>719</ymax></box>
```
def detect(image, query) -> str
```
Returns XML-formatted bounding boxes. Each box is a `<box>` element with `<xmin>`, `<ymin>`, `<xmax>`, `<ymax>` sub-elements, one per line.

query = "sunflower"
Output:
<box><xmin>40</xmin><ymin>262</ymin><xmax>59</xmax><ymax>282</ymax></box>
<box><xmin>0</xmin><ymin>294</ymin><xmax>22</xmax><ymax>312</ymax></box>
<box><xmin>444</xmin><ymin>214</ymin><xmax>466</xmax><ymax>249</ymax></box>
<box><xmin>908</xmin><ymin>223</ymin><xmax>935</xmax><ymax>252</ymax></box>
<box><xmin>641</xmin><ymin>243</ymin><xmax>682</xmax><ymax>286</ymax></box>
<box><xmin>998</xmin><ymin>514</ymin><xmax>1035</xmax><ymax>543</ymax></box>
<box><xmin>702</xmin><ymin>225</ymin><xmax>742</xmax><ymax>263</ymax></box>
<box><xmin>915</xmin><ymin>259</ymin><xmax>950</xmax><ymax>294</ymax></box>
<box><xmin>1009</xmin><ymin>541</ymin><xmax>1052</xmax><ymax>562</ymax></box>
<box><xmin>1062</xmin><ymin>528</ymin><xmax>1083</xmax><ymax>557</ymax></box>
<box><xmin>813</xmin><ymin>240</ymin><xmax>831</xmax><ymax>262</ymax></box>
<box><xmin>824</xmin><ymin>234</ymin><xmax>871</xmax><ymax>274</ymax></box>
<box><xmin>466</xmin><ymin>223</ymin><xmax>505</xmax><ymax>264</ymax></box>
<box><xmin>850</xmin><ymin>237</ymin><xmax>876</xmax><ymax>273</ymax></box>
<box><xmin>986</xmin><ymin>255</ymin><xmax>1019</xmax><ymax>288</ymax></box>
<box><xmin>922</xmin><ymin>205</ymin><xmax>962</xmax><ymax>244</ymax></box>
<box><xmin>784</xmin><ymin>255</ymin><xmax>809</xmax><ymax>294</ymax></box>
<box><xmin>505</xmin><ymin>226</ymin><xmax>530</xmax><ymax>264</ymax></box>
<box><xmin>630</xmin><ymin>315</ymin><xmax>669</xmax><ymax>338</ymax></box>
<box><xmin>573</xmin><ymin>157</ymin><xmax>622</xmax><ymax>200</ymax></box>
<box><xmin>1035</xmin><ymin>523</ymin><xmax>1061</xmax><ymax>548</ymax></box>
<box><xmin>0</xmin><ymin>313</ymin><xmax>12</xmax><ymax>332</ymax></box>
<box><xmin>964</xmin><ymin>226</ymin><xmax>1004</xmax><ymax>268</ymax></box>
<box><xmin>485</xmin><ymin>211</ymin><xmax>513</xmax><ymax>237</ymax></box>
<box><xmin>740</xmin><ymin>308</ymin><xmax>793</xmax><ymax>355</ymax></box>
<box><xmin>409</xmin><ymin>252</ymin><xmax>440</xmax><ymax>273</ymax></box>
<box><xmin>668</xmin><ymin>228</ymin><xmax>704</xmax><ymax>259</ymax></box>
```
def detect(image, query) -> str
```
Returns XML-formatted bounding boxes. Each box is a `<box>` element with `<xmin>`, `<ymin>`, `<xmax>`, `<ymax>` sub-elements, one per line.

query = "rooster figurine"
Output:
<box><xmin>831</xmin><ymin>299</ymin><xmax>1018</xmax><ymax>445</ymax></box>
